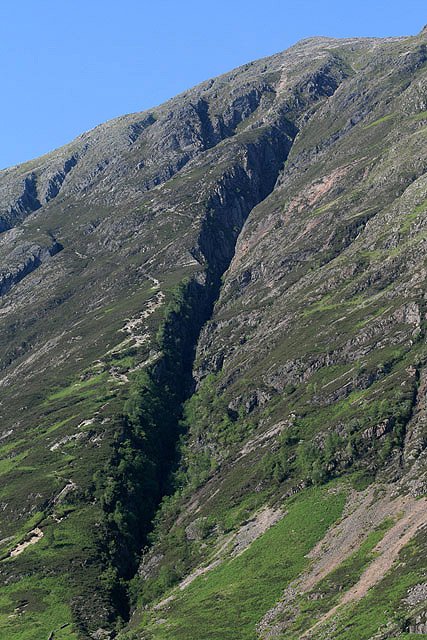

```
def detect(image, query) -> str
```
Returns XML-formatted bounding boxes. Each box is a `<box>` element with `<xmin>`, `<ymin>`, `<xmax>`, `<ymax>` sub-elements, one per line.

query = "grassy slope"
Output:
<box><xmin>321</xmin><ymin>526</ymin><xmax>427</xmax><ymax>639</ymax></box>
<box><xmin>0</xmin><ymin>576</ymin><xmax>79</xmax><ymax>640</ymax></box>
<box><xmin>1</xmin><ymin>33</ymin><xmax>427</xmax><ymax>640</ymax></box>
<box><xmin>126</xmin><ymin>485</ymin><xmax>347</xmax><ymax>639</ymax></box>
<box><xmin>125</xmin><ymin>484</ymin><xmax>427</xmax><ymax>640</ymax></box>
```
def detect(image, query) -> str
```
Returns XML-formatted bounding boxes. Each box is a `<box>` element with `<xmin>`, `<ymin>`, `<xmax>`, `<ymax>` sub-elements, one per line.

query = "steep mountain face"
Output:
<box><xmin>1</xmin><ymin>29</ymin><xmax>427</xmax><ymax>640</ymax></box>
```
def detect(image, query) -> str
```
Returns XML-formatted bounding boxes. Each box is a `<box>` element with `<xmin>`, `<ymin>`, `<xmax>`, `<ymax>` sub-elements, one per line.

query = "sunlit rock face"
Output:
<box><xmin>1</xmin><ymin>29</ymin><xmax>427</xmax><ymax>640</ymax></box>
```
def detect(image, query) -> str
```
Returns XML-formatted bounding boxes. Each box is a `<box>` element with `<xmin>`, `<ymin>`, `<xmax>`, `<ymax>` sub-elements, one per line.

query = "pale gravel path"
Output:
<box><xmin>259</xmin><ymin>487</ymin><xmax>426</xmax><ymax>639</ymax></box>
<box><xmin>154</xmin><ymin>505</ymin><xmax>283</xmax><ymax>610</ymax></box>
<box><xmin>9</xmin><ymin>527</ymin><xmax>43</xmax><ymax>557</ymax></box>
<box><xmin>299</xmin><ymin>496</ymin><xmax>427</xmax><ymax>639</ymax></box>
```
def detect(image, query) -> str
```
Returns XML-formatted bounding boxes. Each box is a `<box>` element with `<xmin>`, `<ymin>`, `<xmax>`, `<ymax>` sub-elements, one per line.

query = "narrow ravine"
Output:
<box><xmin>88</xmin><ymin>125</ymin><xmax>298</xmax><ymax>634</ymax></box>
<box><xmin>69</xmin><ymin>63</ymin><xmax>352</xmax><ymax>635</ymax></box>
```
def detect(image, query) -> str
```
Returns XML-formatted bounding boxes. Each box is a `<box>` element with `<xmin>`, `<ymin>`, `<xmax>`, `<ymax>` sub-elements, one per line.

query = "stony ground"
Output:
<box><xmin>0</xmin><ymin>27</ymin><xmax>427</xmax><ymax>640</ymax></box>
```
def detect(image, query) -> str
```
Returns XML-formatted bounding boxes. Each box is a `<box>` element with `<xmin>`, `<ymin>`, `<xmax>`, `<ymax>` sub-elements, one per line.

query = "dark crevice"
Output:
<box><xmin>127</xmin><ymin>114</ymin><xmax>157</xmax><ymax>144</ymax></box>
<box><xmin>0</xmin><ymin>153</ymin><xmax>80</xmax><ymax>233</ymax></box>
<box><xmin>82</xmin><ymin>124</ymin><xmax>298</xmax><ymax>637</ymax></box>
<box><xmin>131</xmin><ymin>95</ymin><xmax>263</xmax><ymax>194</ymax></box>
<box><xmin>0</xmin><ymin>173</ymin><xmax>42</xmax><ymax>233</ymax></box>
<box><xmin>191</xmin><ymin>88</ymin><xmax>265</xmax><ymax>151</ymax></box>
<box><xmin>73</xmin><ymin>69</ymin><xmax>351</xmax><ymax>636</ymax></box>
<box><xmin>192</xmin><ymin>99</ymin><xmax>223</xmax><ymax>149</ymax></box>
<box><xmin>43</xmin><ymin>154</ymin><xmax>79</xmax><ymax>201</ymax></box>
<box><xmin>138</xmin><ymin>85</ymin><xmax>271</xmax><ymax>195</ymax></box>
<box><xmin>0</xmin><ymin>239</ymin><xmax>64</xmax><ymax>297</ymax></box>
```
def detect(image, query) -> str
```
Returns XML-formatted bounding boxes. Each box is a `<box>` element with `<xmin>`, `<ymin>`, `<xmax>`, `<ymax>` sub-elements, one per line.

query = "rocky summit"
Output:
<box><xmin>1</xmin><ymin>28</ymin><xmax>427</xmax><ymax>640</ymax></box>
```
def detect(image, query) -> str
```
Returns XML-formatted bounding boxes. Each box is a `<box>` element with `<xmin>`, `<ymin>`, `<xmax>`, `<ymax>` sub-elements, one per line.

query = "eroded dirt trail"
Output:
<box><xmin>299</xmin><ymin>496</ymin><xmax>427</xmax><ymax>639</ymax></box>
<box><xmin>9</xmin><ymin>528</ymin><xmax>44</xmax><ymax>557</ymax></box>
<box><xmin>259</xmin><ymin>488</ymin><xmax>427</xmax><ymax>639</ymax></box>
<box><xmin>154</xmin><ymin>505</ymin><xmax>283</xmax><ymax>610</ymax></box>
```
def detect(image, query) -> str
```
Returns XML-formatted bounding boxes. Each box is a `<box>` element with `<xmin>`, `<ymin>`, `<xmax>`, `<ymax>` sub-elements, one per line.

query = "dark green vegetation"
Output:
<box><xmin>1</xmin><ymin>27</ymin><xmax>427</xmax><ymax>640</ymax></box>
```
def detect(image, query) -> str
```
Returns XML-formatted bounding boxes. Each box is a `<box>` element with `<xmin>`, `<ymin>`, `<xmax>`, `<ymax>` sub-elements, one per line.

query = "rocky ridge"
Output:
<box><xmin>0</xmin><ymin>29</ymin><xmax>426</xmax><ymax>640</ymax></box>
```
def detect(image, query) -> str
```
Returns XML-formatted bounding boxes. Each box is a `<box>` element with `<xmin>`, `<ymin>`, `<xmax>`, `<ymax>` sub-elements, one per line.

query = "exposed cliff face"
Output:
<box><xmin>0</xmin><ymin>30</ymin><xmax>427</xmax><ymax>640</ymax></box>
<box><xmin>0</xmin><ymin>238</ymin><xmax>63</xmax><ymax>296</ymax></box>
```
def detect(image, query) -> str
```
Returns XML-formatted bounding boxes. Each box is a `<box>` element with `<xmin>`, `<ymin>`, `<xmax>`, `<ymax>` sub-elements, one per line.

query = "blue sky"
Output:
<box><xmin>0</xmin><ymin>0</ymin><xmax>424</xmax><ymax>169</ymax></box>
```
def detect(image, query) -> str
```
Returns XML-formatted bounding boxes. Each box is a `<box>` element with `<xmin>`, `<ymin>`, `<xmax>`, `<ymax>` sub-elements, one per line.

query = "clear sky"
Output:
<box><xmin>0</xmin><ymin>0</ymin><xmax>425</xmax><ymax>169</ymax></box>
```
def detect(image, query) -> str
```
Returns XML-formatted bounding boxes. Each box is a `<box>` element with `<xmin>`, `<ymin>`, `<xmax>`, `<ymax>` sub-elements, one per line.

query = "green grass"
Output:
<box><xmin>414</xmin><ymin>196</ymin><xmax>427</xmax><ymax>213</ymax></box>
<box><xmin>319</xmin><ymin>527</ymin><xmax>427</xmax><ymax>639</ymax></box>
<box><xmin>0</xmin><ymin>576</ymin><xmax>79</xmax><ymax>640</ymax></box>
<box><xmin>399</xmin><ymin>211</ymin><xmax>419</xmax><ymax>234</ymax></box>
<box><xmin>279</xmin><ymin>518</ymin><xmax>394</xmax><ymax>638</ymax></box>
<box><xmin>134</xmin><ymin>486</ymin><xmax>346</xmax><ymax>640</ymax></box>
<box><xmin>0</xmin><ymin>511</ymin><xmax>45</xmax><ymax>558</ymax></box>
<box><xmin>411</xmin><ymin>109</ymin><xmax>427</xmax><ymax>122</ymax></box>
<box><xmin>0</xmin><ymin>451</ymin><xmax>28</xmax><ymax>477</ymax></box>
<box><xmin>363</xmin><ymin>113</ymin><xmax>397</xmax><ymax>129</ymax></box>
<box><xmin>45</xmin><ymin>372</ymin><xmax>107</xmax><ymax>403</ymax></box>
<box><xmin>311</xmin><ymin>196</ymin><xmax>343</xmax><ymax>216</ymax></box>
<box><xmin>0</xmin><ymin>438</ymin><xmax>27</xmax><ymax>456</ymax></box>
<box><xmin>301</xmin><ymin>292</ymin><xmax>367</xmax><ymax>319</ymax></box>
<box><xmin>42</xmin><ymin>416</ymin><xmax>78</xmax><ymax>435</ymax></box>
<box><xmin>0</xmin><ymin>505</ymin><xmax>108</xmax><ymax>638</ymax></box>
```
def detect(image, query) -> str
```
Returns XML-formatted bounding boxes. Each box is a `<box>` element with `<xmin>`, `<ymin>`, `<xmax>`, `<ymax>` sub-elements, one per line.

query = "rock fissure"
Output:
<box><xmin>3</xmin><ymin>33</ymin><xmax>427</xmax><ymax>640</ymax></box>
<box><xmin>0</xmin><ymin>239</ymin><xmax>63</xmax><ymax>297</ymax></box>
<box><xmin>92</xmin><ymin>120</ymin><xmax>303</xmax><ymax>634</ymax></box>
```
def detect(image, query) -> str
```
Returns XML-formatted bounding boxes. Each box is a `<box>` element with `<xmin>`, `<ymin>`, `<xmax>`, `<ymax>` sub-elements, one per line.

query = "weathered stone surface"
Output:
<box><xmin>1</xmin><ymin>29</ymin><xmax>427</xmax><ymax>640</ymax></box>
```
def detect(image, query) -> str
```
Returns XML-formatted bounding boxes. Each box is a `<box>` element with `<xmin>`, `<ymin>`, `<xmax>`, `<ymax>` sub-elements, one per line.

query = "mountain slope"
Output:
<box><xmin>0</xmin><ymin>29</ymin><xmax>427</xmax><ymax>640</ymax></box>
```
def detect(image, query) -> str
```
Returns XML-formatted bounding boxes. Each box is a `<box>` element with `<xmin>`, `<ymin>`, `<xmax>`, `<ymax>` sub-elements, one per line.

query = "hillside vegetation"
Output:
<box><xmin>0</xmin><ymin>28</ymin><xmax>427</xmax><ymax>640</ymax></box>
